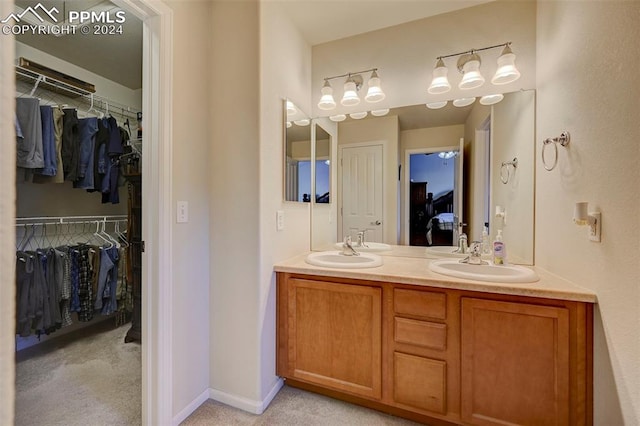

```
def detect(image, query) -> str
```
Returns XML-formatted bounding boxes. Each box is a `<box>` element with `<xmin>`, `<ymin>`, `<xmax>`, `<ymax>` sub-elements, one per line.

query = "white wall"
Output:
<box><xmin>536</xmin><ymin>2</ymin><xmax>640</xmax><ymax>424</ymax></box>
<box><xmin>166</xmin><ymin>0</ymin><xmax>211</xmax><ymax>418</ymax></box>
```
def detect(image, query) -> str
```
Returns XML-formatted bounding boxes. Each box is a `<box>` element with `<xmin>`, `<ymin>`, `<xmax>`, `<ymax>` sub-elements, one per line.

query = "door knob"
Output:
<box><xmin>371</xmin><ymin>220</ymin><xmax>382</xmax><ymax>225</ymax></box>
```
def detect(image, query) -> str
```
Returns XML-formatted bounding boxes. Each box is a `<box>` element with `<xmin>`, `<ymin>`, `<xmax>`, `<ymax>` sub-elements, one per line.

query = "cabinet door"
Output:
<box><xmin>461</xmin><ymin>298</ymin><xmax>570</xmax><ymax>425</ymax></box>
<box><xmin>288</xmin><ymin>278</ymin><xmax>382</xmax><ymax>399</ymax></box>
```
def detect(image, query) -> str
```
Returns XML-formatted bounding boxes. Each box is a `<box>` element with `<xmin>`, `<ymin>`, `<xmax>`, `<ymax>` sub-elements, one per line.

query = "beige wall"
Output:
<box><xmin>311</xmin><ymin>0</ymin><xmax>536</xmax><ymax>117</ymax></box>
<box><xmin>464</xmin><ymin>103</ymin><xmax>491</xmax><ymax>240</ymax></box>
<box><xmin>338</xmin><ymin>115</ymin><xmax>399</xmax><ymax>244</ymax></box>
<box><xmin>167</xmin><ymin>0</ymin><xmax>212</xmax><ymax>417</ymax></box>
<box><xmin>536</xmin><ymin>2</ymin><xmax>640</xmax><ymax>423</ymax></box>
<box><xmin>399</xmin><ymin>124</ymin><xmax>464</xmax><ymax>244</ymax></box>
<box><xmin>491</xmin><ymin>90</ymin><xmax>535</xmax><ymax>264</ymax></box>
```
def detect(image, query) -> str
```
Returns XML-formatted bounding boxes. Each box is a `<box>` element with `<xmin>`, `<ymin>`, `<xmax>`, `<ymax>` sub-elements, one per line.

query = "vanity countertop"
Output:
<box><xmin>274</xmin><ymin>250</ymin><xmax>597</xmax><ymax>303</ymax></box>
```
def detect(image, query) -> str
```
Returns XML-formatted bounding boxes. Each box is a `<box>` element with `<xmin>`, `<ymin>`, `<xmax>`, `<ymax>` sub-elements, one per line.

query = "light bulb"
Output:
<box><xmin>458</xmin><ymin>53</ymin><xmax>485</xmax><ymax>90</ymax></box>
<box><xmin>492</xmin><ymin>45</ymin><xmax>521</xmax><ymax>85</ymax></box>
<box><xmin>365</xmin><ymin>70</ymin><xmax>385</xmax><ymax>103</ymax></box>
<box><xmin>341</xmin><ymin>79</ymin><xmax>360</xmax><ymax>106</ymax></box>
<box><xmin>317</xmin><ymin>81</ymin><xmax>336</xmax><ymax>110</ymax></box>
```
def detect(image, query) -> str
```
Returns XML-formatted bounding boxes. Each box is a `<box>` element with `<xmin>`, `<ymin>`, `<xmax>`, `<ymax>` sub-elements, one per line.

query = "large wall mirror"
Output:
<box><xmin>310</xmin><ymin>90</ymin><xmax>535</xmax><ymax>265</ymax></box>
<box><xmin>283</xmin><ymin>99</ymin><xmax>312</xmax><ymax>202</ymax></box>
<box><xmin>310</xmin><ymin>122</ymin><xmax>336</xmax><ymax>249</ymax></box>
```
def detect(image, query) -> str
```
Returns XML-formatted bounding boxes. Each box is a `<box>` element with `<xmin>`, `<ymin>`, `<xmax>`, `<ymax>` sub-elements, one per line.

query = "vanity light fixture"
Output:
<box><xmin>492</xmin><ymin>44</ymin><xmax>521</xmax><ymax>85</ymax></box>
<box><xmin>426</xmin><ymin>101</ymin><xmax>447</xmax><ymax>109</ymax></box>
<box><xmin>349</xmin><ymin>111</ymin><xmax>368</xmax><ymax>119</ymax></box>
<box><xmin>453</xmin><ymin>97</ymin><xmax>476</xmax><ymax>107</ymax></box>
<box><xmin>427</xmin><ymin>42</ymin><xmax>521</xmax><ymax>94</ymax></box>
<box><xmin>317</xmin><ymin>68</ymin><xmax>385</xmax><ymax>110</ymax></box>
<box><xmin>427</xmin><ymin>58</ymin><xmax>451</xmax><ymax>94</ymax></box>
<box><xmin>329</xmin><ymin>114</ymin><xmax>347</xmax><ymax>122</ymax></box>
<box><xmin>573</xmin><ymin>202</ymin><xmax>602</xmax><ymax>242</ymax></box>
<box><xmin>317</xmin><ymin>80</ymin><xmax>336</xmax><ymax>110</ymax></box>
<box><xmin>479</xmin><ymin>93</ymin><xmax>504</xmax><ymax>105</ymax></box>
<box><xmin>293</xmin><ymin>119</ymin><xmax>310</xmax><ymax>126</ymax></box>
<box><xmin>371</xmin><ymin>108</ymin><xmax>389</xmax><ymax>116</ymax></box>
<box><xmin>286</xmin><ymin>100</ymin><xmax>297</xmax><ymax>115</ymax></box>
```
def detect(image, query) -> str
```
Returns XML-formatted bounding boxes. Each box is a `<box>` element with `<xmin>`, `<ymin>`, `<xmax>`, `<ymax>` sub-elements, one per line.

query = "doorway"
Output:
<box><xmin>0</xmin><ymin>0</ymin><xmax>174</xmax><ymax>424</ymax></box>
<box><xmin>339</xmin><ymin>143</ymin><xmax>384</xmax><ymax>243</ymax></box>
<box><xmin>404</xmin><ymin>146</ymin><xmax>461</xmax><ymax>246</ymax></box>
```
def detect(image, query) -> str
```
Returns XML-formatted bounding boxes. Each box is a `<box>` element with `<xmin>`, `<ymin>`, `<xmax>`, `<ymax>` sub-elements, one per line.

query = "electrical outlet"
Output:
<box><xmin>276</xmin><ymin>210</ymin><xmax>285</xmax><ymax>231</ymax></box>
<box><xmin>588</xmin><ymin>212</ymin><xmax>601</xmax><ymax>242</ymax></box>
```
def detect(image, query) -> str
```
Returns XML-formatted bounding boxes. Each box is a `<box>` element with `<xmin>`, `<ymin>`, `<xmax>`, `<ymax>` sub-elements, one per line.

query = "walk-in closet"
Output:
<box><xmin>13</xmin><ymin>3</ymin><xmax>143</xmax><ymax>424</ymax></box>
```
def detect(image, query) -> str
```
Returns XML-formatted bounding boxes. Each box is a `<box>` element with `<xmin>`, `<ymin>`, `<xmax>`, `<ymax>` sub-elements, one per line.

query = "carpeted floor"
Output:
<box><xmin>15</xmin><ymin>321</ymin><xmax>141</xmax><ymax>426</ymax></box>
<box><xmin>181</xmin><ymin>385</ymin><xmax>422</xmax><ymax>426</ymax></box>
<box><xmin>15</xmin><ymin>324</ymin><xmax>421</xmax><ymax>426</ymax></box>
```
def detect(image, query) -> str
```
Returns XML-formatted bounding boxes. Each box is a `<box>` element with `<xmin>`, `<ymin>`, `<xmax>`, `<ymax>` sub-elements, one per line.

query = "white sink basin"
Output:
<box><xmin>426</xmin><ymin>246</ymin><xmax>491</xmax><ymax>259</ymax></box>
<box><xmin>334</xmin><ymin>242</ymin><xmax>392</xmax><ymax>253</ymax></box>
<box><xmin>306</xmin><ymin>251</ymin><xmax>383</xmax><ymax>269</ymax></box>
<box><xmin>429</xmin><ymin>259</ymin><xmax>539</xmax><ymax>283</ymax></box>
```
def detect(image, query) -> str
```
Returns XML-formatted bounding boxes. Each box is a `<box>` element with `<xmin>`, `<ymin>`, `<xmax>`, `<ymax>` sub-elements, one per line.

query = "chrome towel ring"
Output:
<box><xmin>500</xmin><ymin>157</ymin><xmax>518</xmax><ymax>184</ymax></box>
<box><xmin>542</xmin><ymin>131</ymin><xmax>570</xmax><ymax>171</ymax></box>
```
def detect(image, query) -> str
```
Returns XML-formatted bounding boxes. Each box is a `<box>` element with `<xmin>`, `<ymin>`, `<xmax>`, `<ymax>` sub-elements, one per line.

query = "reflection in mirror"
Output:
<box><xmin>310</xmin><ymin>90</ymin><xmax>535</xmax><ymax>265</ymax></box>
<box><xmin>284</xmin><ymin>100</ymin><xmax>311</xmax><ymax>202</ymax></box>
<box><xmin>314</xmin><ymin>124</ymin><xmax>331</xmax><ymax>204</ymax></box>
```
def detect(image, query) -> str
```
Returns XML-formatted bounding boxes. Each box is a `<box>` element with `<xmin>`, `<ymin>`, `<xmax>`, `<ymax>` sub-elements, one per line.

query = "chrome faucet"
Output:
<box><xmin>356</xmin><ymin>230</ymin><xmax>368</xmax><ymax>248</ymax></box>
<box><xmin>342</xmin><ymin>236</ymin><xmax>360</xmax><ymax>256</ymax></box>
<box><xmin>460</xmin><ymin>241</ymin><xmax>485</xmax><ymax>265</ymax></box>
<box><xmin>455</xmin><ymin>233</ymin><xmax>468</xmax><ymax>254</ymax></box>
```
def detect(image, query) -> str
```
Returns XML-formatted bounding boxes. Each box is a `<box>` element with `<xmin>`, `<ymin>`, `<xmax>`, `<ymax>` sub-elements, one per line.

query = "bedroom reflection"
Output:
<box><xmin>408</xmin><ymin>151</ymin><xmax>458</xmax><ymax>247</ymax></box>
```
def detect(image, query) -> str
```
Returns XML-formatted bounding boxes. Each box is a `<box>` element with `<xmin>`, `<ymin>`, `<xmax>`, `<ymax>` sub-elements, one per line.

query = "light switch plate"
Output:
<box><xmin>177</xmin><ymin>201</ymin><xmax>188</xmax><ymax>223</ymax></box>
<box><xmin>276</xmin><ymin>210</ymin><xmax>285</xmax><ymax>231</ymax></box>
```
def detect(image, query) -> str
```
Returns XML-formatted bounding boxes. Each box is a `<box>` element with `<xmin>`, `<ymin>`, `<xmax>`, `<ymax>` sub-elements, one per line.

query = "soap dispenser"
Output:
<box><xmin>493</xmin><ymin>230</ymin><xmax>507</xmax><ymax>265</ymax></box>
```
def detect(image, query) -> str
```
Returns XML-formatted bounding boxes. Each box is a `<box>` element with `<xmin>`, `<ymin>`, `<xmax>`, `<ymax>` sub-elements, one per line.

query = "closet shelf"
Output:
<box><xmin>16</xmin><ymin>64</ymin><xmax>140</xmax><ymax>120</ymax></box>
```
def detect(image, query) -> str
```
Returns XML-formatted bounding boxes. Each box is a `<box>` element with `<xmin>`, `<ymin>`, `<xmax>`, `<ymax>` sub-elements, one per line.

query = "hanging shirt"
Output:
<box><xmin>16</xmin><ymin>97</ymin><xmax>44</xmax><ymax>169</ymax></box>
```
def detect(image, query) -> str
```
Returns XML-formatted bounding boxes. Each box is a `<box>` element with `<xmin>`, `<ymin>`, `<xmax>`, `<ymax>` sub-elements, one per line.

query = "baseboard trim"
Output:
<box><xmin>172</xmin><ymin>378</ymin><xmax>284</xmax><ymax>424</ymax></box>
<box><xmin>172</xmin><ymin>388</ymin><xmax>210</xmax><ymax>426</ymax></box>
<box><xmin>210</xmin><ymin>378</ymin><xmax>284</xmax><ymax>415</ymax></box>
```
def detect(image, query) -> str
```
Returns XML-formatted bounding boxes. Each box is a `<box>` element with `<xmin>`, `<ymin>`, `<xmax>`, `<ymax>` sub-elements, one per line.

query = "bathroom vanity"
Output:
<box><xmin>274</xmin><ymin>253</ymin><xmax>595</xmax><ymax>426</ymax></box>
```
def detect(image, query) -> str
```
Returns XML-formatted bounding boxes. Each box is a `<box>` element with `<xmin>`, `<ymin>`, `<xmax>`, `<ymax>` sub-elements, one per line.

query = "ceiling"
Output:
<box><xmin>15</xmin><ymin>0</ymin><xmax>143</xmax><ymax>89</ymax></box>
<box><xmin>280</xmin><ymin>0</ymin><xmax>494</xmax><ymax>46</ymax></box>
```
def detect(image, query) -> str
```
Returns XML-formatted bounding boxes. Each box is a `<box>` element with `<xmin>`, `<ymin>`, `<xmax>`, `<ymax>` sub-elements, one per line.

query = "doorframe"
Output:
<box><xmin>112</xmin><ymin>1</ymin><xmax>174</xmax><ymax>424</ymax></box>
<box><xmin>337</xmin><ymin>141</ymin><xmax>385</xmax><ymax>242</ymax></box>
<box><xmin>403</xmin><ymin>145</ymin><xmax>459</xmax><ymax>245</ymax></box>
<box><xmin>0</xmin><ymin>1</ymin><xmax>175</xmax><ymax>424</ymax></box>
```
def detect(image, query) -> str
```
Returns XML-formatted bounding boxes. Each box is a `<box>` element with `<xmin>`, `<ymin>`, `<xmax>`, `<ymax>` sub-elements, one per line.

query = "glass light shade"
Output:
<box><xmin>317</xmin><ymin>82</ymin><xmax>336</xmax><ymax>110</ymax></box>
<box><xmin>294</xmin><ymin>119</ymin><xmax>310</xmax><ymax>126</ymax></box>
<box><xmin>341</xmin><ymin>80</ymin><xmax>361</xmax><ymax>106</ymax></box>
<box><xmin>371</xmin><ymin>109</ymin><xmax>389</xmax><ymax>116</ymax></box>
<box><xmin>365</xmin><ymin>71</ymin><xmax>385</xmax><ymax>103</ymax></box>
<box><xmin>286</xmin><ymin>100</ymin><xmax>296</xmax><ymax>115</ymax></box>
<box><xmin>492</xmin><ymin>49</ymin><xmax>521</xmax><ymax>85</ymax></box>
<box><xmin>349</xmin><ymin>111</ymin><xmax>368</xmax><ymax>119</ymax></box>
<box><xmin>479</xmin><ymin>94</ymin><xmax>504</xmax><ymax>105</ymax></box>
<box><xmin>426</xmin><ymin>101</ymin><xmax>447</xmax><ymax>109</ymax></box>
<box><xmin>453</xmin><ymin>97</ymin><xmax>476</xmax><ymax>107</ymax></box>
<box><xmin>459</xmin><ymin>59</ymin><xmax>485</xmax><ymax>90</ymax></box>
<box><xmin>428</xmin><ymin>59</ymin><xmax>451</xmax><ymax>94</ymax></box>
<box><xmin>329</xmin><ymin>114</ymin><xmax>346</xmax><ymax>122</ymax></box>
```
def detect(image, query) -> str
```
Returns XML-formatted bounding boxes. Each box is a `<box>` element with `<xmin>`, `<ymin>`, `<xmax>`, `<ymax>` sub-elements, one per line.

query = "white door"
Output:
<box><xmin>341</xmin><ymin>144</ymin><xmax>384</xmax><ymax>242</ymax></box>
<box><xmin>453</xmin><ymin>137</ymin><xmax>464</xmax><ymax>241</ymax></box>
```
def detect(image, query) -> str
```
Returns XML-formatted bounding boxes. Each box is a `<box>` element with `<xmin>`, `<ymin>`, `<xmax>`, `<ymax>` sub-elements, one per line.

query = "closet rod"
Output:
<box><xmin>16</xmin><ymin>65</ymin><xmax>139</xmax><ymax>119</ymax></box>
<box><xmin>16</xmin><ymin>215</ymin><xmax>128</xmax><ymax>224</ymax></box>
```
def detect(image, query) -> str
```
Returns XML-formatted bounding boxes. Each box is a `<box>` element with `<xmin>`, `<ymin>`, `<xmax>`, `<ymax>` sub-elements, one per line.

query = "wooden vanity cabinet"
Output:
<box><xmin>276</xmin><ymin>272</ymin><xmax>593</xmax><ymax>426</ymax></box>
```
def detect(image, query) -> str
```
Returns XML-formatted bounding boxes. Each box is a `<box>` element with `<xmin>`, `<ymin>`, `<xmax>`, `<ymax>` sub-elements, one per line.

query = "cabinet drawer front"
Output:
<box><xmin>395</xmin><ymin>317</ymin><xmax>447</xmax><ymax>351</ymax></box>
<box><xmin>394</xmin><ymin>289</ymin><xmax>446</xmax><ymax>320</ymax></box>
<box><xmin>394</xmin><ymin>352</ymin><xmax>446</xmax><ymax>414</ymax></box>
